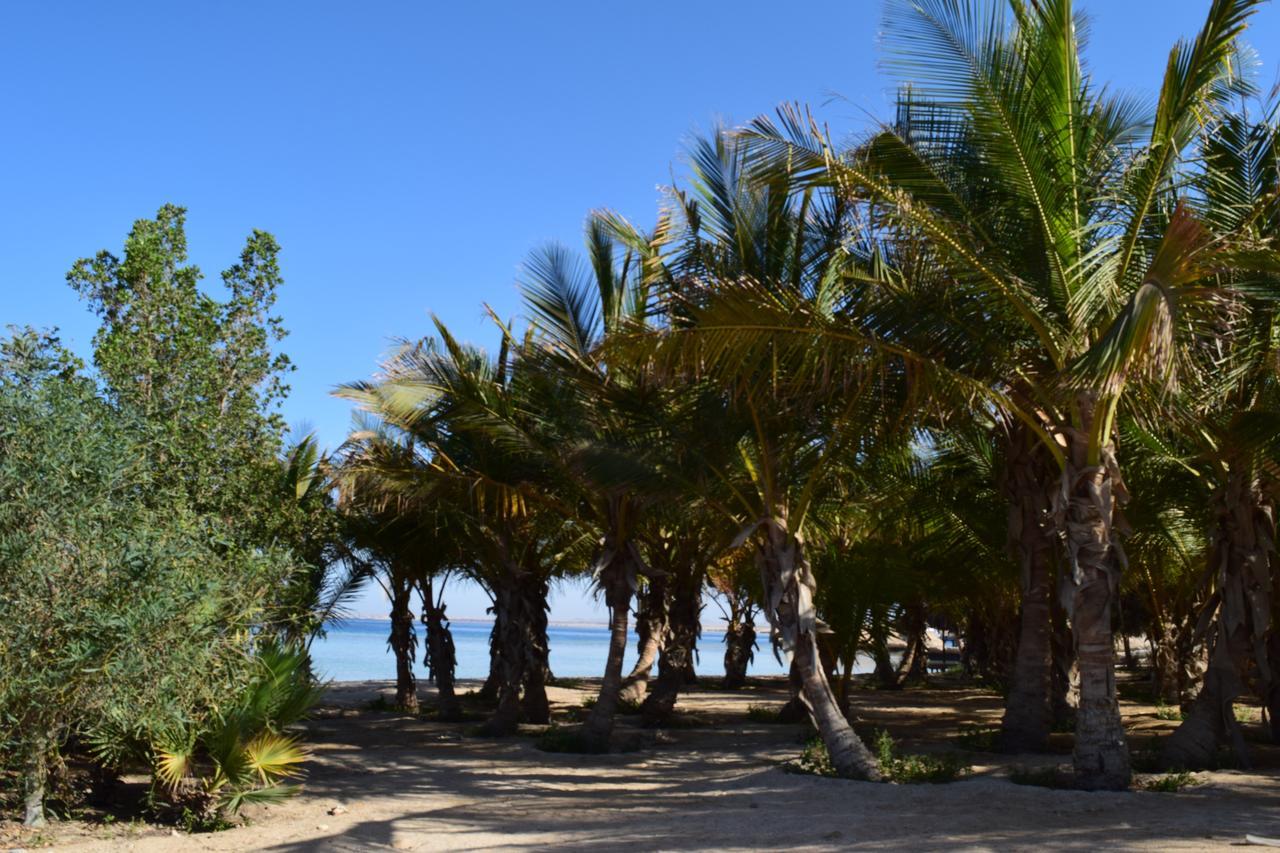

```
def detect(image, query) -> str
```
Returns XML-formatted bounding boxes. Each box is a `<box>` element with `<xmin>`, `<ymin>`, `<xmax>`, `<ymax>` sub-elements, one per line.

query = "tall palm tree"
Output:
<box><xmin>641</xmin><ymin>130</ymin><xmax>911</xmax><ymax>779</ymax></box>
<box><xmin>515</xmin><ymin>215</ymin><xmax>672</xmax><ymax>748</ymax></box>
<box><xmin>726</xmin><ymin>0</ymin><xmax>1265</xmax><ymax>788</ymax></box>
<box><xmin>1156</xmin><ymin>105</ymin><xmax>1280</xmax><ymax>767</ymax></box>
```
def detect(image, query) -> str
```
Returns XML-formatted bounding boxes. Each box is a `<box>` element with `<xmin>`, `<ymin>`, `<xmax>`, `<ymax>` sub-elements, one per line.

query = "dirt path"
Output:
<box><xmin>17</xmin><ymin>679</ymin><xmax>1280</xmax><ymax>851</ymax></box>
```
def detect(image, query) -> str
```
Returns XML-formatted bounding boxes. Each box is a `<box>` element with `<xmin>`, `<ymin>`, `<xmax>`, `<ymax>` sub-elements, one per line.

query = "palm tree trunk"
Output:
<box><xmin>621</xmin><ymin>575</ymin><xmax>667</xmax><ymax>704</ymax></box>
<box><xmin>723</xmin><ymin>598</ymin><xmax>757</xmax><ymax>689</ymax></box>
<box><xmin>756</xmin><ymin>517</ymin><xmax>880</xmax><ymax>780</ymax></box>
<box><xmin>640</xmin><ymin>569</ymin><xmax>702</xmax><ymax>723</ymax></box>
<box><xmin>1266</xmin><ymin>629</ymin><xmax>1280</xmax><ymax>743</ymax></box>
<box><xmin>421</xmin><ymin>578</ymin><xmax>461</xmax><ymax>721</ymax></box>
<box><xmin>1051</xmin><ymin>598</ymin><xmax>1077</xmax><ymax>730</ymax></box>
<box><xmin>388</xmin><ymin>574</ymin><xmax>418</xmax><ymax>712</ymax></box>
<box><xmin>896</xmin><ymin>603</ymin><xmax>929</xmax><ymax>686</ymax></box>
<box><xmin>1163</xmin><ymin>467</ymin><xmax>1273</xmax><ymax>769</ymax></box>
<box><xmin>582</xmin><ymin>544</ymin><xmax>639</xmax><ymax>750</ymax></box>
<box><xmin>478</xmin><ymin>618</ymin><xmax>500</xmax><ymax>702</ymax></box>
<box><xmin>873</xmin><ymin>636</ymin><xmax>899</xmax><ymax>689</ymax></box>
<box><xmin>520</xmin><ymin>574</ymin><xmax>552</xmax><ymax>724</ymax></box>
<box><xmin>1000</xmin><ymin>425</ymin><xmax>1056</xmax><ymax>751</ymax></box>
<box><xmin>478</xmin><ymin>572</ymin><xmax>525</xmax><ymax>736</ymax></box>
<box><xmin>1056</xmin><ymin>418</ymin><xmax>1130</xmax><ymax>790</ymax></box>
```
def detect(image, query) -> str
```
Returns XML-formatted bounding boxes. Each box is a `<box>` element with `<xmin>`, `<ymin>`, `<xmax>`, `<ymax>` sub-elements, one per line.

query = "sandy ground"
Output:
<box><xmin>10</xmin><ymin>676</ymin><xmax>1280</xmax><ymax>852</ymax></box>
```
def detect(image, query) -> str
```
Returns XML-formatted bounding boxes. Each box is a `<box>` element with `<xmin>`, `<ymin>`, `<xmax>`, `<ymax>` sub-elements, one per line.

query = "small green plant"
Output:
<box><xmin>1009</xmin><ymin>765</ymin><xmax>1071</xmax><ymax>788</ymax></box>
<box><xmin>580</xmin><ymin>697</ymin><xmax>597</xmax><ymax>709</ymax></box>
<box><xmin>955</xmin><ymin>724</ymin><xmax>999</xmax><ymax>751</ymax></box>
<box><xmin>784</xmin><ymin>737</ymin><xmax>837</xmax><ymax>777</ymax></box>
<box><xmin>747</xmin><ymin>704</ymin><xmax>783</xmax><ymax>723</ymax></box>
<box><xmin>874</xmin><ymin>730</ymin><xmax>971</xmax><ymax>784</ymax></box>
<box><xmin>1143</xmin><ymin>771</ymin><xmax>1196</xmax><ymax>792</ymax></box>
<box><xmin>146</xmin><ymin>643</ymin><xmax>317</xmax><ymax>829</ymax></box>
<box><xmin>1155</xmin><ymin>703</ymin><xmax>1184</xmax><ymax>721</ymax></box>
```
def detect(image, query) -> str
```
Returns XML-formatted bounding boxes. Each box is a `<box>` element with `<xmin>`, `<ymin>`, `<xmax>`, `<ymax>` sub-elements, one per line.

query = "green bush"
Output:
<box><xmin>787</xmin><ymin>732</ymin><xmax>970</xmax><ymax>784</ymax></box>
<box><xmin>1</xmin><ymin>210</ymin><xmax>339</xmax><ymax>829</ymax></box>
<box><xmin>782</xmin><ymin>738</ymin><xmax>836</xmax><ymax>776</ymax></box>
<box><xmin>874</xmin><ymin>731</ymin><xmax>971</xmax><ymax>784</ymax></box>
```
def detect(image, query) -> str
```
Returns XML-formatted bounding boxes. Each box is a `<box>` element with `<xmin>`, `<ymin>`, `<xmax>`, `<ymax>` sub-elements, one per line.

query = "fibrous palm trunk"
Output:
<box><xmin>388</xmin><ymin>574</ymin><xmax>418</xmax><ymax>712</ymax></box>
<box><xmin>421</xmin><ymin>578</ymin><xmax>461</xmax><ymax>721</ymax></box>
<box><xmin>521</xmin><ymin>578</ymin><xmax>552</xmax><ymax>725</ymax></box>
<box><xmin>1056</xmin><ymin>413</ymin><xmax>1130</xmax><ymax>790</ymax></box>
<box><xmin>756</xmin><ymin>517</ymin><xmax>880</xmax><ymax>780</ymax></box>
<box><xmin>1163</xmin><ymin>467</ymin><xmax>1273</xmax><ymax>769</ymax></box>
<box><xmin>582</xmin><ymin>541</ymin><xmax>641</xmax><ymax>750</ymax></box>
<box><xmin>723</xmin><ymin>598</ymin><xmax>757</xmax><ymax>689</ymax></box>
<box><xmin>478</xmin><ymin>620</ymin><xmax>500</xmax><ymax>702</ymax></box>
<box><xmin>478</xmin><ymin>566</ymin><xmax>549</xmax><ymax>735</ymax></box>
<box><xmin>1000</xmin><ymin>428</ymin><xmax>1056</xmax><ymax>752</ymax></box>
<box><xmin>896</xmin><ymin>603</ymin><xmax>929</xmax><ymax>686</ymax></box>
<box><xmin>621</xmin><ymin>575</ymin><xmax>667</xmax><ymax>704</ymax></box>
<box><xmin>640</xmin><ymin>568</ymin><xmax>702</xmax><ymax>723</ymax></box>
<box><xmin>872</xmin><ymin>634</ymin><xmax>899</xmax><ymax>689</ymax></box>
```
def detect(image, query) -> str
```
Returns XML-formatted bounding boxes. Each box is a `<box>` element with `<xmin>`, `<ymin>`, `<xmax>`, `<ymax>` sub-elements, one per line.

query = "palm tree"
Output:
<box><xmin>641</xmin><ymin>129</ymin><xmax>905</xmax><ymax>779</ymax></box>
<box><xmin>334</xmin><ymin>422</ymin><xmax>455</xmax><ymax>714</ymax></box>
<box><xmin>515</xmin><ymin>215</ymin><xmax>677</xmax><ymax>747</ymax></box>
<box><xmin>1156</xmin><ymin>105</ymin><xmax>1280</xmax><ymax>767</ymax></box>
<box><xmin>734</xmin><ymin>0</ymin><xmax>1265</xmax><ymax>788</ymax></box>
<box><xmin>338</xmin><ymin>330</ymin><xmax>583</xmax><ymax>735</ymax></box>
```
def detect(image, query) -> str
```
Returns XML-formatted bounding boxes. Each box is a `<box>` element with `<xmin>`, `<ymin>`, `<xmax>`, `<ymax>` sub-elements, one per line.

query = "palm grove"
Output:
<box><xmin>4</xmin><ymin>0</ymin><xmax>1280</xmax><ymax>826</ymax></box>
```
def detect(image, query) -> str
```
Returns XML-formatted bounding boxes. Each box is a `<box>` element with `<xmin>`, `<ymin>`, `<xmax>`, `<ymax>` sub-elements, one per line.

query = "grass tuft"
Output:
<box><xmin>1142</xmin><ymin>771</ymin><xmax>1196</xmax><ymax>792</ymax></box>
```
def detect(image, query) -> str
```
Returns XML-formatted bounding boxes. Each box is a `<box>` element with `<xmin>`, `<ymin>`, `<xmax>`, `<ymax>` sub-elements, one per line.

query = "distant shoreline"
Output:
<box><xmin>340</xmin><ymin>614</ymin><xmax>768</xmax><ymax>632</ymax></box>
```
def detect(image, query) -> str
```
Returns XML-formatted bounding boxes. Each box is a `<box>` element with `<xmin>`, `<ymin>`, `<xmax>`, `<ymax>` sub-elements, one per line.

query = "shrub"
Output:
<box><xmin>874</xmin><ymin>731</ymin><xmax>971</xmax><ymax>784</ymax></box>
<box><xmin>782</xmin><ymin>738</ymin><xmax>837</xmax><ymax>777</ymax></box>
<box><xmin>787</xmin><ymin>733</ymin><xmax>970</xmax><ymax>783</ymax></box>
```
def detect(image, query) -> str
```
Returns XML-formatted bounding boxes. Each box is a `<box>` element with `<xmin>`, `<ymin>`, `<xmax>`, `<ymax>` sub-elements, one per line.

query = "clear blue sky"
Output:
<box><xmin>3</xmin><ymin>1</ymin><xmax>1276</xmax><ymax>621</ymax></box>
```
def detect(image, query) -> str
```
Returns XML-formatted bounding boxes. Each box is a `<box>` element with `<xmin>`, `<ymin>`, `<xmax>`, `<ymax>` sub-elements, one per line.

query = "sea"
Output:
<box><xmin>310</xmin><ymin>617</ymin><xmax>807</xmax><ymax>683</ymax></box>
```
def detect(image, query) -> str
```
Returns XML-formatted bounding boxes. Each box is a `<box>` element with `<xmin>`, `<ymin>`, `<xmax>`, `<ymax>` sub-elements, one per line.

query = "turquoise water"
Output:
<box><xmin>310</xmin><ymin>618</ymin><xmax>792</xmax><ymax>682</ymax></box>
